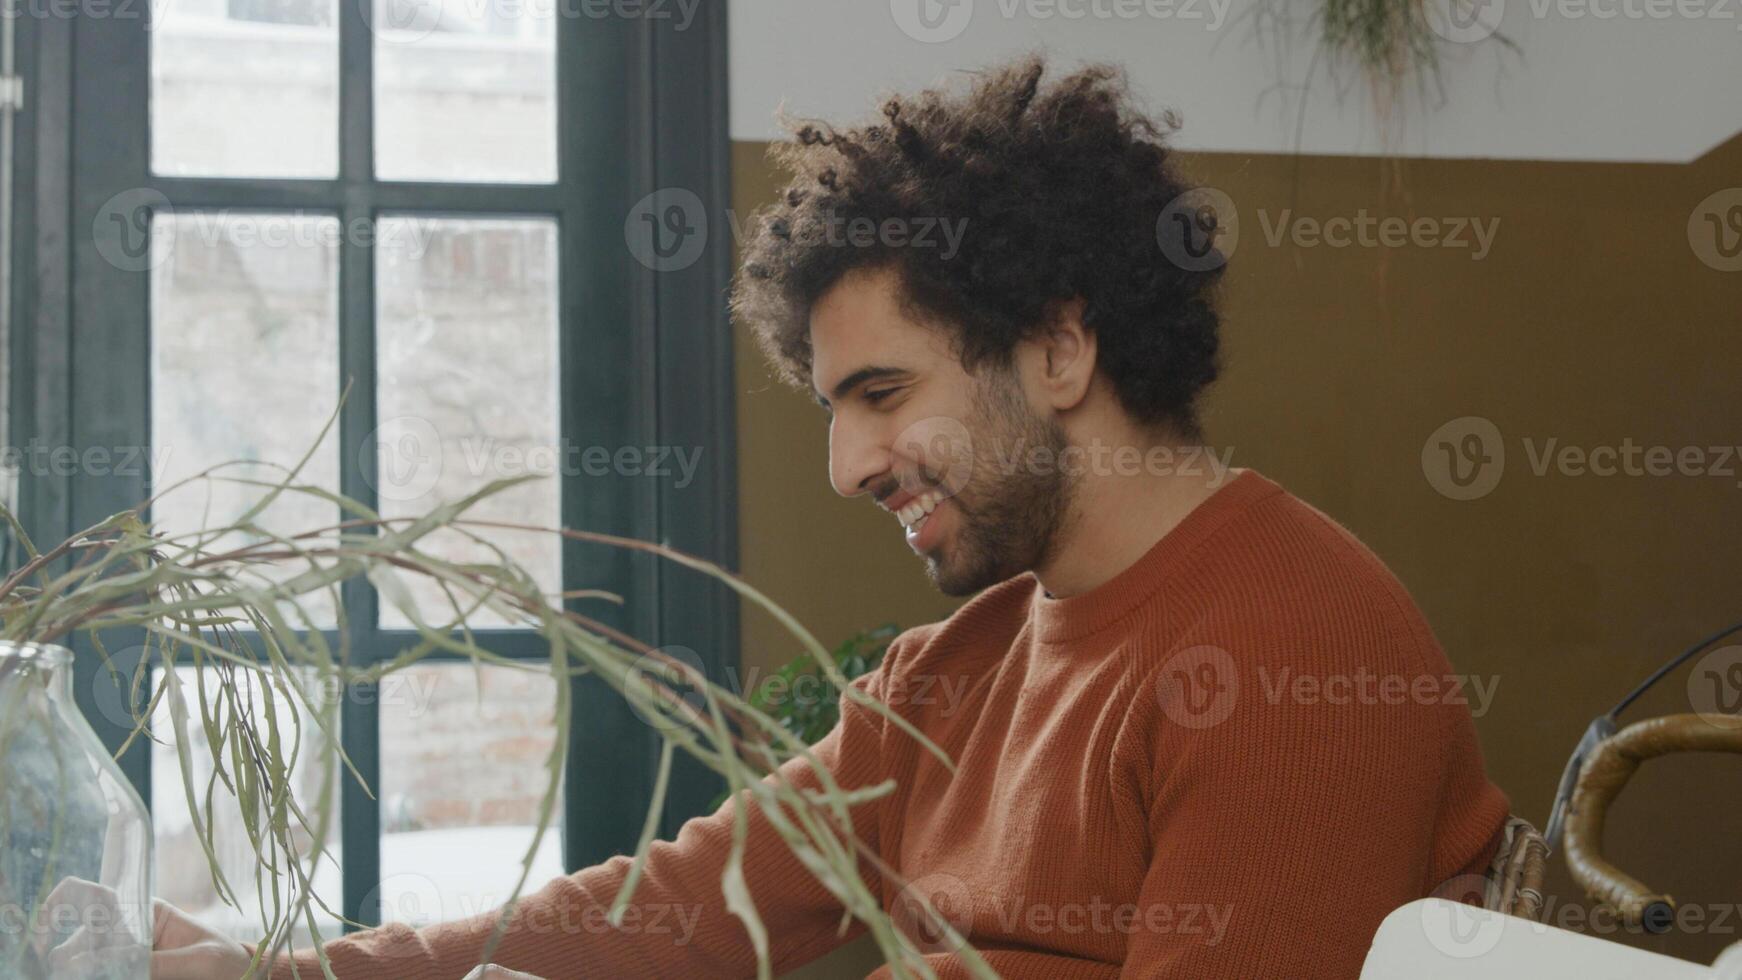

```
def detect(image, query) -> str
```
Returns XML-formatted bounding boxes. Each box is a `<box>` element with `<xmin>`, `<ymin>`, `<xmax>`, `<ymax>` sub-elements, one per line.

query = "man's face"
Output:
<box><xmin>810</xmin><ymin>267</ymin><xmax>1076</xmax><ymax>596</ymax></box>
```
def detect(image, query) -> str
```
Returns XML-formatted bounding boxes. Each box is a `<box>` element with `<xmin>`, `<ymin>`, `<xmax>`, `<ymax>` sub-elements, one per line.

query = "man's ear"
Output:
<box><xmin>1028</xmin><ymin>297</ymin><xmax>1095</xmax><ymax>413</ymax></box>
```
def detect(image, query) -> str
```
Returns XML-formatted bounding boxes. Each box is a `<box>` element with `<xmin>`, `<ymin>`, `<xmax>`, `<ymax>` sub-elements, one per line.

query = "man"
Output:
<box><xmin>153</xmin><ymin>55</ymin><xmax>1510</xmax><ymax>978</ymax></box>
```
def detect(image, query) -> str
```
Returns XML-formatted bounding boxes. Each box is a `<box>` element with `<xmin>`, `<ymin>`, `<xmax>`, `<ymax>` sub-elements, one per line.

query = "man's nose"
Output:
<box><xmin>829</xmin><ymin>417</ymin><xmax>888</xmax><ymax>498</ymax></box>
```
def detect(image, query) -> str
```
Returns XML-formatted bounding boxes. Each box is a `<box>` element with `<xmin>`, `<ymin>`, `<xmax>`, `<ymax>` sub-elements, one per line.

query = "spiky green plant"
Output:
<box><xmin>0</xmin><ymin>406</ymin><xmax>994</xmax><ymax>980</ymax></box>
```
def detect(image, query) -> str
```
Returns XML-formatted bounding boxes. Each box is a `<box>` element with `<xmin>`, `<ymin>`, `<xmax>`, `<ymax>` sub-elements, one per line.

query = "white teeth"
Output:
<box><xmin>896</xmin><ymin>491</ymin><xmax>944</xmax><ymax>530</ymax></box>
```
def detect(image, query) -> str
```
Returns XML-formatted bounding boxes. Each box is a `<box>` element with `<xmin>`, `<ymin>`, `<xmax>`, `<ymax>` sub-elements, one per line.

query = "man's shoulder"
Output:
<box><xmin>1183</xmin><ymin>473</ymin><xmax>1451</xmax><ymax>675</ymax></box>
<box><xmin>1205</xmin><ymin>475</ymin><xmax>1427</xmax><ymax>611</ymax></box>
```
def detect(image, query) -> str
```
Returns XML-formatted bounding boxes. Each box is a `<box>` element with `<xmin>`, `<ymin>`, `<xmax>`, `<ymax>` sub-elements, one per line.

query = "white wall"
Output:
<box><xmin>729</xmin><ymin>0</ymin><xmax>1742</xmax><ymax>162</ymax></box>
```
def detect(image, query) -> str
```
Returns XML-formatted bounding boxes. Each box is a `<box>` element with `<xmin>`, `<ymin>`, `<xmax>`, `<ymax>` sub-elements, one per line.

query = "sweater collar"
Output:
<box><xmin>1026</xmin><ymin>468</ymin><xmax>1279</xmax><ymax>644</ymax></box>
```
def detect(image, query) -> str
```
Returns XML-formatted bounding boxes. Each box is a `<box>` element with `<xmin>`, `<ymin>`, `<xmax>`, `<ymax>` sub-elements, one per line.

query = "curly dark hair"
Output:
<box><xmin>730</xmin><ymin>54</ymin><xmax>1224</xmax><ymax>440</ymax></box>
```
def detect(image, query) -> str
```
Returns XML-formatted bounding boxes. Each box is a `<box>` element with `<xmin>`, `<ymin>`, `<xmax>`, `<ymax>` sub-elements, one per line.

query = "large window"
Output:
<box><xmin>12</xmin><ymin>0</ymin><xmax>734</xmax><ymax>939</ymax></box>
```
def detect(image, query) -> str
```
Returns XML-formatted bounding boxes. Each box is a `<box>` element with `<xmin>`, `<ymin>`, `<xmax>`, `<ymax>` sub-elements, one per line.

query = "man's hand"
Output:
<box><xmin>151</xmin><ymin>898</ymin><xmax>251</xmax><ymax>979</ymax></box>
<box><xmin>461</xmin><ymin>967</ymin><xmax>546</xmax><ymax>979</ymax></box>
<box><xmin>26</xmin><ymin>876</ymin><xmax>151</xmax><ymax>979</ymax></box>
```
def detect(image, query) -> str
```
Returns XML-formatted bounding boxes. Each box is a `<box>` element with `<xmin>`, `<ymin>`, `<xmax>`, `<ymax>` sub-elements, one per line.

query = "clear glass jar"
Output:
<box><xmin>0</xmin><ymin>641</ymin><xmax>152</xmax><ymax>979</ymax></box>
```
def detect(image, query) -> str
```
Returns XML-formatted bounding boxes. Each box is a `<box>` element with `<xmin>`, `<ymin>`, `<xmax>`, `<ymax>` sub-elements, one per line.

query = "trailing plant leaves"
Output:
<box><xmin>0</xmin><ymin>422</ymin><xmax>987</xmax><ymax>979</ymax></box>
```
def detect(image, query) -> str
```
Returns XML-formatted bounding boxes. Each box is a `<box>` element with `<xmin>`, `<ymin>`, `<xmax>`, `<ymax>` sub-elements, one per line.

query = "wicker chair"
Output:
<box><xmin>1481</xmin><ymin>815</ymin><xmax>1550</xmax><ymax>922</ymax></box>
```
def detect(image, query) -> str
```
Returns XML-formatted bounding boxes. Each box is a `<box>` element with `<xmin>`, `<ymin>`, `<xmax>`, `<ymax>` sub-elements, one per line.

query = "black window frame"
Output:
<box><xmin>7</xmin><ymin>0</ymin><xmax>737</xmax><ymax>932</ymax></box>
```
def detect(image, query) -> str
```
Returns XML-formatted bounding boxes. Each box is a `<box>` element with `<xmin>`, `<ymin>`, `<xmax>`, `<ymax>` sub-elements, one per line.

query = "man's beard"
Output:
<box><xmin>925</xmin><ymin>375</ymin><xmax>1076</xmax><ymax>597</ymax></box>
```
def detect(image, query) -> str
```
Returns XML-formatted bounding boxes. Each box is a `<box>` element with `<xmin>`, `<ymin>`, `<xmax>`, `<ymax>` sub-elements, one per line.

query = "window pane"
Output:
<box><xmin>374</xmin><ymin>216</ymin><xmax>559</xmax><ymax>630</ymax></box>
<box><xmin>152</xmin><ymin>666</ymin><xmax>343</xmax><ymax>947</ymax></box>
<box><xmin>377</xmin><ymin>663</ymin><xmax>564</xmax><ymax>925</ymax></box>
<box><xmin>372</xmin><ymin>0</ymin><xmax>557</xmax><ymax>183</ymax></box>
<box><xmin>152</xmin><ymin>0</ymin><xmax>339</xmax><ymax>178</ymax></box>
<box><xmin>150</xmin><ymin>212</ymin><xmax>341</xmax><ymax>626</ymax></box>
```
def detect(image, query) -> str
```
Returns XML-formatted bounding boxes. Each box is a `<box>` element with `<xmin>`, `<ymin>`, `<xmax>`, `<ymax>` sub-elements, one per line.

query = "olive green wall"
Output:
<box><xmin>731</xmin><ymin>134</ymin><xmax>1742</xmax><ymax>973</ymax></box>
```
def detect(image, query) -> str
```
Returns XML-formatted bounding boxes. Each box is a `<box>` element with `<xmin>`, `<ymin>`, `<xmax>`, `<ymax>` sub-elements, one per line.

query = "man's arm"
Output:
<box><xmin>167</xmin><ymin>642</ymin><xmax>909</xmax><ymax>979</ymax></box>
<box><xmin>1110</xmin><ymin>634</ymin><xmax>1510</xmax><ymax>978</ymax></box>
<box><xmin>278</xmin><ymin>662</ymin><xmax>895</xmax><ymax>979</ymax></box>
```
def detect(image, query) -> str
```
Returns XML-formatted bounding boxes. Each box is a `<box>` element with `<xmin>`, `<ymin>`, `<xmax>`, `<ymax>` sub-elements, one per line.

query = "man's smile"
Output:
<box><xmin>878</xmin><ymin>485</ymin><xmax>950</xmax><ymax>554</ymax></box>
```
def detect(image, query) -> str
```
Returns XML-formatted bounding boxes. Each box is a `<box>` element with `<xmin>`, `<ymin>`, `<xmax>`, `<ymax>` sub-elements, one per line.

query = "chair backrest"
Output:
<box><xmin>1481</xmin><ymin>815</ymin><xmax>1549</xmax><ymax>921</ymax></box>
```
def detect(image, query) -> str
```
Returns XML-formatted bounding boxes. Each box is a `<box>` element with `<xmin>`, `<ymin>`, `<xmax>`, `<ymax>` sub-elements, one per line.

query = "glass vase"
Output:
<box><xmin>0</xmin><ymin>641</ymin><xmax>152</xmax><ymax>979</ymax></box>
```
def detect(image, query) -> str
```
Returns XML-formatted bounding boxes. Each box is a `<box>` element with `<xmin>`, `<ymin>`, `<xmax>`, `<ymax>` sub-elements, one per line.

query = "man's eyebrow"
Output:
<box><xmin>814</xmin><ymin>365</ymin><xmax>907</xmax><ymax>408</ymax></box>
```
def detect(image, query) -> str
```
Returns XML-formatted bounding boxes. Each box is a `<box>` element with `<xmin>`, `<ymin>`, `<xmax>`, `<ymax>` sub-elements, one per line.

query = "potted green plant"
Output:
<box><xmin>0</xmin><ymin>412</ymin><xmax>991</xmax><ymax>980</ymax></box>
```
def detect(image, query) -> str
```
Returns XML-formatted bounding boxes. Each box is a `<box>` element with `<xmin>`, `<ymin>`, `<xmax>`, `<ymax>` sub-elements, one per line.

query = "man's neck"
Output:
<box><xmin>1032</xmin><ymin>439</ymin><xmax>1236</xmax><ymax>599</ymax></box>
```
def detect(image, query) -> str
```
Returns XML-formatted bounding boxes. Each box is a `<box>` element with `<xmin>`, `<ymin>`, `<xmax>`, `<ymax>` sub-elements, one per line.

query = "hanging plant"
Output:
<box><xmin>1248</xmin><ymin>0</ymin><xmax>1518</xmax><ymax>155</ymax></box>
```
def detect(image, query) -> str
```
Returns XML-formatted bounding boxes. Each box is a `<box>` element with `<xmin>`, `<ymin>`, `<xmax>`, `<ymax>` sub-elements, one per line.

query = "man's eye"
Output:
<box><xmin>864</xmin><ymin>388</ymin><xmax>899</xmax><ymax>405</ymax></box>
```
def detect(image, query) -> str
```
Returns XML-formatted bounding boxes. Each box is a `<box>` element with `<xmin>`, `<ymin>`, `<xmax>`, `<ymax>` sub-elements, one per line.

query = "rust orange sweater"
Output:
<box><xmin>275</xmin><ymin>469</ymin><xmax>1509</xmax><ymax>978</ymax></box>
